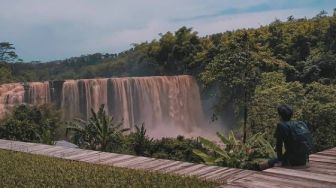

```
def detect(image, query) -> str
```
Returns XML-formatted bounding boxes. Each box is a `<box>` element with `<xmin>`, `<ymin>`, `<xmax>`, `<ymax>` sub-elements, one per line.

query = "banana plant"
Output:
<box><xmin>66</xmin><ymin>104</ymin><xmax>129</xmax><ymax>151</ymax></box>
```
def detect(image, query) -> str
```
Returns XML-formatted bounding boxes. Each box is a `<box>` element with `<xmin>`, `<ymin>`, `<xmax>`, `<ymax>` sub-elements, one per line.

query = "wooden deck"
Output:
<box><xmin>0</xmin><ymin>139</ymin><xmax>335</xmax><ymax>187</ymax></box>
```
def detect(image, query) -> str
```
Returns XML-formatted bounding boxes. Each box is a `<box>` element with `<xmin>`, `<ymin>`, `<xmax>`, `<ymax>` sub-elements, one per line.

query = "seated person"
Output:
<box><xmin>261</xmin><ymin>104</ymin><xmax>313</xmax><ymax>169</ymax></box>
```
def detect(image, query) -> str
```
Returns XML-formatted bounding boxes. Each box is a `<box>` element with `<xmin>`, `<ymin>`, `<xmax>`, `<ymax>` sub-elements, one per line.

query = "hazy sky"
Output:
<box><xmin>0</xmin><ymin>0</ymin><xmax>335</xmax><ymax>62</ymax></box>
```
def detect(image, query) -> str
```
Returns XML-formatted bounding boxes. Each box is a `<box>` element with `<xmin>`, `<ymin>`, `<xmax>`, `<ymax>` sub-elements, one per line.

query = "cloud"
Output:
<box><xmin>0</xmin><ymin>0</ymin><xmax>334</xmax><ymax>61</ymax></box>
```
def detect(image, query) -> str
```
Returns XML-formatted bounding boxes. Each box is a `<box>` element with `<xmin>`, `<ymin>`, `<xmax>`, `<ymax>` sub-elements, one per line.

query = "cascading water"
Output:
<box><xmin>28</xmin><ymin>82</ymin><xmax>51</xmax><ymax>105</ymax></box>
<box><xmin>0</xmin><ymin>75</ymin><xmax>210</xmax><ymax>137</ymax></box>
<box><xmin>0</xmin><ymin>83</ymin><xmax>24</xmax><ymax>118</ymax></box>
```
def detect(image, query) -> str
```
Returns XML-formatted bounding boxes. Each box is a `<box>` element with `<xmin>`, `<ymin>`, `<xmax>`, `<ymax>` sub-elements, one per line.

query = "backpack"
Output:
<box><xmin>286</xmin><ymin>121</ymin><xmax>314</xmax><ymax>165</ymax></box>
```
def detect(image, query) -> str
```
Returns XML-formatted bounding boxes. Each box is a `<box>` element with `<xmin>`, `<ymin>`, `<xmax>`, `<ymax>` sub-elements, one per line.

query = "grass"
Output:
<box><xmin>0</xmin><ymin>149</ymin><xmax>218</xmax><ymax>188</ymax></box>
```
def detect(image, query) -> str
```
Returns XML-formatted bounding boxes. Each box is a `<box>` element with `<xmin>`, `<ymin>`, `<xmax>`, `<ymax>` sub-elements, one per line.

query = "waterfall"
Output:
<box><xmin>0</xmin><ymin>75</ymin><xmax>206</xmax><ymax>136</ymax></box>
<box><xmin>0</xmin><ymin>83</ymin><xmax>24</xmax><ymax>119</ymax></box>
<box><xmin>28</xmin><ymin>82</ymin><xmax>51</xmax><ymax>105</ymax></box>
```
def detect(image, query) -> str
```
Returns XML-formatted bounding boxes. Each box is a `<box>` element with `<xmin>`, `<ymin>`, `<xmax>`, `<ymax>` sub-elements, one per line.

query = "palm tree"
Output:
<box><xmin>66</xmin><ymin>104</ymin><xmax>129</xmax><ymax>151</ymax></box>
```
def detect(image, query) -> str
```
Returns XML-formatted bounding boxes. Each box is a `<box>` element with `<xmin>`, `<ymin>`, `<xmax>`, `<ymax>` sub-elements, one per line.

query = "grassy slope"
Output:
<box><xmin>0</xmin><ymin>149</ymin><xmax>218</xmax><ymax>188</ymax></box>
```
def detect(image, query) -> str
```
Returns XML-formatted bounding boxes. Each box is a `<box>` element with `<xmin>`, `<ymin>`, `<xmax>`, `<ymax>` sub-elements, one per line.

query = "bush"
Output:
<box><xmin>0</xmin><ymin>104</ymin><xmax>62</xmax><ymax>144</ymax></box>
<box><xmin>193</xmin><ymin>132</ymin><xmax>276</xmax><ymax>170</ymax></box>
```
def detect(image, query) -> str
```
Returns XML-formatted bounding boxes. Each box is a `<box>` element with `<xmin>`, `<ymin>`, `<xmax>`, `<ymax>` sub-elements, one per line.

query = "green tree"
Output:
<box><xmin>0</xmin><ymin>42</ymin><xmax>21</xmax><ymax>63</ymax></box>
<box><xmin>200</xmin><ymin>31</ymin><xmax>284</xmax><ymax>141</ymax></box>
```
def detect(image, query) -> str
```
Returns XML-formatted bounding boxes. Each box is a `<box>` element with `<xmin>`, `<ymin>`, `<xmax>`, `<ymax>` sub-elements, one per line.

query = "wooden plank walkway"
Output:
<box><xmin>225</xmin><ymin>148</ymin><xmax>336</xmax><ymax>188</ymax></box>
<box><xmin>0</xmin><ymin>139</ymin><xmax>335</xmax><ymax>187</ymax></box>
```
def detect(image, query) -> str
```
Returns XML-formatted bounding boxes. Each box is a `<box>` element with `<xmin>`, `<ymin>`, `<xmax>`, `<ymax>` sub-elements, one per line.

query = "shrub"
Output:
<box><xmin>0</xmin><ymin>104</ymin><xmax>61</xmax><ymax>144</ymax></box>
<box><xmin>193</xmin><ymin>132</ymin><xmax>276</xmax><ymax>169</ymax></box>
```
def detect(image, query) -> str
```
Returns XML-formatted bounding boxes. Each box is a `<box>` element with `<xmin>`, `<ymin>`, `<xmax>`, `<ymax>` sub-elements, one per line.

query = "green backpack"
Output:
<box><xmin>286</xmin><ymin>121</ymin><xmax>314</xmax><ymax>165</ymax></box>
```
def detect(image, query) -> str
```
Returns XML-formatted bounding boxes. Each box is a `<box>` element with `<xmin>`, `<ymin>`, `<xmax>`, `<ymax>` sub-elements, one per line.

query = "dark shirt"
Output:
<box><xmin>274</xmin><ymin>121</ymin><xmax>292</xmax><ymax>162</ymax></box>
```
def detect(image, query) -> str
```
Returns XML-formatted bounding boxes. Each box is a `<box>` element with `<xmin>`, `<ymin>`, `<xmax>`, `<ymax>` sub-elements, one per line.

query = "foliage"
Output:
<box><xmin>249</xmin><ymin>72</ymin><xmax>336</xmax><ymax>151</ymax></box>
<box><xmin>301</xmin><ymin>83</ymin><xmax>336</xmax><ymax>151</ymax></box>
<box><xmin>0</xmin><ymin>149</ymin><xmax>217</xmax><ymax>188</ymax></box>
<box><xmin>149</xmin><ymin>136</ymin><xmax>204</xmax><ymax>162</ymax></box>
<box><xmin>193</xmin><ymin>132</ymin><xmax>276</xmax><ymax>169</ymax></box>
<box><xmin>128</xmin><ymin>124</ymin><xmax>153</xmax><ymax>156</ymax></box>
<box><xmin>249</xmin><ymin>72</ymin><xmax>305</xmax><ymax>141</ymax></box>
<box><xmin>0</xmin><ymin>62</ymin><xmax>14</xmax><ymax>84</ymax></box>
<box><xmin>66</xmin><ymin>104</ymin><xmax>129</xmax><ymax>151</ymax></box>
<box><xmin>0</xmin><ymin>104</ymin><xmax>62</xmax><ymax>144</ymax></box>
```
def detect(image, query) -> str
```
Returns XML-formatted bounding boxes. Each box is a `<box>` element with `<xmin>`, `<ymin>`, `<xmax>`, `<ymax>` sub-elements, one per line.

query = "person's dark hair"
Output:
<box><xmin>277</xmin><ymin>104</ymin><xmax>293</xmax><ymax>121</ymax></box>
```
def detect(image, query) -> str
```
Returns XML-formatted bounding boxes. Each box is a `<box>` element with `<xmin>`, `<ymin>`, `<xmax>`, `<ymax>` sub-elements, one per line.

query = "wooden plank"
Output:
<box><xmin>187</xmin><ymin>166</ymin><xmax>222</xmax><ymax>177</ymax></box>
<box><xmin>50</xmin><ymin>148</ymin><xmax>81</xmax><ymax>158</ymax></box>
<box><xmin>198</xmin><ymin>167</ymin><xmax>230</xmax><ymax>179</ymax></box>
<box><xmin>231</xmin><ymin>177</ymin><xmax>287</xmax><ymax>188</ymax></box>
<box><xmin>317</xmin><ymin>150</ymin><xmax>336</xmax><ymax>156</ymax></box>
<box><xmin>297</xmin><ymin>166</ymin><xmax>336</xmax><ymax>176</ymax></box>
<box><xmin>218</xmin><ymin>184</ymin><xmax>246</xmax><ymax>188</ymax></box>
<box><xmin>113</xmin><ymin>157</ymin><xmax>154</xmax><ymax>168</ymax></box>
<box><xmin>98</xmin><ymin>155</ymin><xmax>137</xmax><ymax>165</ymax></box>
<box><xmin>119</xmin><ymin>158</ymin><xmax>156</xmax><ymax>168</ymax></box>
<box><xmin>226</xmin><ymin>170</ymin><xmax>256</xmax><ymax>184</ymax></box>
<box><xmin>66</xmin><ymin>151</ymin><xmax>100</xmax><ymax>160</ymax></box>
<box><xmin>62</xmin><ymin>149</ymin><xmax>88</xmax><ymax>157</ymax></box>
<box><xmin>254</xmin><ymin>172</ymin><xmax>336</xmax><ymax>188</ymax></box>
<box><xmin>310</xmin><ymin>154</ymin><xmax>336</xmax><ymax>160</ymax></box>
<box><xmin>26</xmin><ymin>145</ymin><xmax>54</xmax><ymax>153</ymax></box>
<box><xmin>3</xmin><ymin>144</ymin><xmax>30</xmax><ymax>152</ymax></box>
<box><xmin>232</xmin><ymin>172</ymin><xmax>332</xmax><ymax>188</ymax></box>
<box><xmin>0</xmin><ymin>140</ymin><xmax>13</xmax><ymax>146</ymax></box>
<box><xmin>43</xmin><ymin>147</ymin><xmax>77</xmax><ymax>157</ymax></box>
<box><xmin>265</xmin><ymin>167</ymin><xmax>336</xmax><ymax>183</ymax></box>
<box><xmin>308</xmin><ymin>161</ymin><xmax>336</xmax><ymax>170</ymax></box>
<box><xmin>329</xmin><ymin>148</ymin><xmax>336</xmax><ymax>151</ymax></box>
<box><xmin>203</xmin><ymin>168</ymin><xmax>239</xmax><ymax>182</ymax></box>
<box><xmin>174</xmin><ymin>164</ymin><xmax>206</xmax><ymax>175</ymax></box>
<box><xmin>310</xmin><ymin>157</ymin><xmax>336</xmax><ymax>164</ymax></box>
<box><xmin>74</xmin><ymin>151</ymin><xmax>103</xmax><ymax>161</ymax></box>
<box><xmin>63</xmin><ymin>150</ymin><xmax>95</xmax><ymax>160</ymax></box>
<box><xmin>150</xmin><ymin>161</ymin><xmax>183</xmax><ymax>171</ymax></box>
<box><xmin>32</xmin><ymin>146</ymin><xmax>67</xmax><ymax>155</ymax></box>
<box><xmin>316</xmin><ymin>152</ymin><xmax>336</xmax><ymax>158</ymax></box>
<box><xmin>132</xmin><ymin>159</ymin><xmax>173</xmax><ymax>170</ymax></box>
<box><xmin>214</xmin><ymin>169</ymin><xmax>243</xmax><ymax>183</ymax></box>
<box><xmin>78</xmin><ymin>152</ymin><xmax>118</xmax><ymax>163</ymax></box>
<box><xmin>160</xmin><ymin>162</ymin><xmax>195</xmax><ymax>173</ymax></box>
<box><xmin>1</xmin><ymin>142</ymin><xmax>35</xmax><ymax>151</ymax></box>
